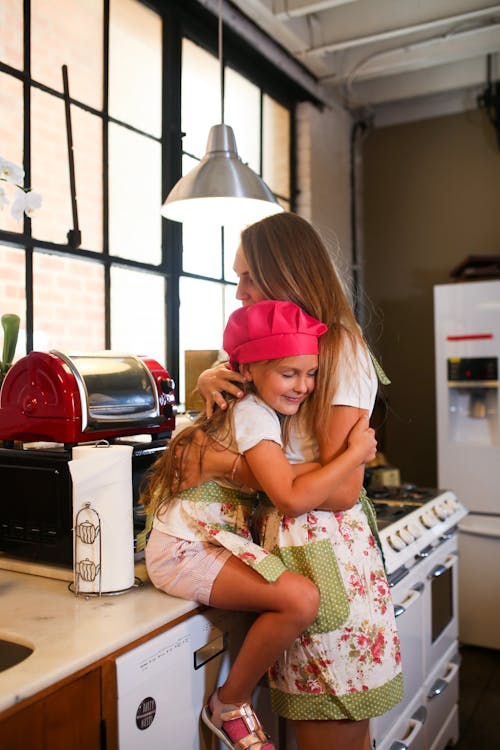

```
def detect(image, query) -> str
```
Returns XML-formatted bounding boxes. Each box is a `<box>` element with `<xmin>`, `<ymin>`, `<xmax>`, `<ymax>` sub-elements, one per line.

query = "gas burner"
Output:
<box><xmin>369</xmin><ymin>485</ymin><xmax>438</xmax><ymax>504</ymax></box>
<box><xmin>371</xmin><ymin>501</ymin><xmax>422</xmax><ymax>531</ymax></box>
<box><xmin>372</xmin><ymin>488</ymin><xmax>468</xmax><ymax>576</ymax></box>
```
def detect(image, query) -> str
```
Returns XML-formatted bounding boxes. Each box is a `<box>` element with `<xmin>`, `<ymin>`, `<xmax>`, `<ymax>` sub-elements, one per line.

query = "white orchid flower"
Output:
<box><xmin>0</xmin><ymin>185</ymin><xmax>9</xmax><ymax>211</ymax></box>
<box><xmin>11</xmin><ymin>188</ymin><xmax>42</xmax><ymax>221</ymax></box>
<box><xmin>0</xmin><ymin>156</ymin><xmax>25</xmax><ymax>185</ymax></box>
<box><xmin>0</xmin><ymin>155</ymin><xmax>41</xmax><ymax>221</ymax></box>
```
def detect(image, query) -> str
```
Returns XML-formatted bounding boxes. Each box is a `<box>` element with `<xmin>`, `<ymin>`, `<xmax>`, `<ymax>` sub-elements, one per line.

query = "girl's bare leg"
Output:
<box><xmin>292</xmin><ymin>718</ymin><xmax>371</xmax><ymax>750</ymax></box>
<box><xmin>209</xmin><ymin>555</ymin><xmax>320</xmax><ymax>705</ymax></box>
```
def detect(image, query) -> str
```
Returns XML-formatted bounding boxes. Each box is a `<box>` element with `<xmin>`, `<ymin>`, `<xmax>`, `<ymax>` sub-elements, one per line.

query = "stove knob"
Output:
<box><xmin>399</xmin><ymin>527</ymin><xmax>415</xmax><ymax>544</ymax></box>
<box><xmin>407</xmin><ymin>523</ymin><xmax>422</xmax><ymax>538</ymax></box>
<box><xmin>433</xmin><ymin>505</ymin><xmax>449</xmax><ymax>521</ymax></box>
<box><xmin>388</xmin><ymin>534</ymin><xmax>407</xmax><ymax>551</ymax></box>
<box><xmin>420</xmin><ymin>512</ymin><xmax>437</xmax><ymax>528</ymax></box>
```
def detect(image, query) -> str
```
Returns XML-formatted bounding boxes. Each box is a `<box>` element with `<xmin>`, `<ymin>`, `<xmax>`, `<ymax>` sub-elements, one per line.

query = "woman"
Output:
<box><xmin>182</xmin><ymin>212</ymin><xmax>402</xmax><ymax>750</ymax></box>
<box><xmin>143</xmin><ymin>300</ymin><xmax>376</xmax><ymax>750</ymax></box>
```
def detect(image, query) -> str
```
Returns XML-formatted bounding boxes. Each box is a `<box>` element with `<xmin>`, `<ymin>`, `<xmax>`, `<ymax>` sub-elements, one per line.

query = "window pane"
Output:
<box><xmin>224</xmin><ymin>284</ymin><xmax>240</xmax><ymax>322</ymax></box>
<box><xmin>0</xmin><ymin>0</ymin><xmax>23</xmax><ymax>70</ymax></box>
<box><xmin>72</xmin><ymin>108</ymin><xmax>103</xmax><ymax>252</ymax></box>
<box><xmin>33</xmin><ymin>251</ymin><xmax>105</xmax><ymax>351</ymax></box>
<box><xmin>109</xmin><ymin>123</ymin><xmax>161</xmax><ymax>263</ymax></box>
<box><xmin>223</xmin><ymin>225</ymin><xmax>242</xmax><ymax>282</ymax></box>
<box><xmin>225</xmin><ymin>68</ymin><xmax>260</xmax><ymax>173</ymax></box>
<box><xmin>30</xmin><ymin>90</ymin><xmax>70</xmax><ymax>244</ymax></box>
<box><xmin>31</xmin><ymin>0</ymin><xmax>103</xmax><ymax>110</ymax></box>
<box><xmin>182</xmin><ymin>159</ymin><xmax>222</xmax><ymax>276</ymax></box>
<box><xmin>109</xmin><ymin>0</ymin><xmax>162</xmax><ymax>137</ymax></box>
<box><xmin>183</xmin><ymin>220</ymin><xmax>222</xmax><ymax>278</ymax></box>
<box><xmin>263</xmin><ymin>95</ymin><xmax>290</xmax><ymax>199</ymax></box>
<box><xmin>0</xmin><ymin>244</ymin><xmax>26</xmax><ymax>361</ymax></box>
<box><xmin>179</xmin><ymin>277</ymin><xmax>225</xmax><ymax>406</ymax></box>
<box><xmin>31</xmin><ymin>91</ymin><xmax>102</xmax><ymax>249</ymax></box>
<box><xmin>0</xmin><ymin>73</ymin><xmax>24</xmax><ymax>234</ymax></box>
<box><xmin>182</xmin><ymin>38</ymin><xmax>219</xmax><ymax>158</ymax></box>
<box><xmin>110</xmin><ymin>267</ymin><xmax>165</xmax><ymax>366</ymax></box>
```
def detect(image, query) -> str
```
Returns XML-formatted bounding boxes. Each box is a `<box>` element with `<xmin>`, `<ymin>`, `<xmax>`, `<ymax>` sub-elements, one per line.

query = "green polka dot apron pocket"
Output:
<box><xmin>275</xmin><ymin>539</ymin><xmax>350</xmax><ymax>634</ymax></box>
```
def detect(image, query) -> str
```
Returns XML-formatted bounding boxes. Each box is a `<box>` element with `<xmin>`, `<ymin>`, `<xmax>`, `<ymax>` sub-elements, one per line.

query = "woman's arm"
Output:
<box><xmin>243</xmin><ymin>414</ymin><xmax>376</xmax><ymax>517</ymax></box>
<box><xmin>197</xmin><ymin>362</ymin><xmax>245</xmax><ymax>417</ymax></box>
<box><xmin>314</xmin><ymin>405</ymin><xmax>369</xmax><ymax>511</ymax></box>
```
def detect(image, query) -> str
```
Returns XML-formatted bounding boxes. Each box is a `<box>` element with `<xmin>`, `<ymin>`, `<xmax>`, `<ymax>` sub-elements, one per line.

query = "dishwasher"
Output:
<box><xmin>116</xmin><ymin>608</ymin><xmax>279</xmax><ymax>749</ymax></box>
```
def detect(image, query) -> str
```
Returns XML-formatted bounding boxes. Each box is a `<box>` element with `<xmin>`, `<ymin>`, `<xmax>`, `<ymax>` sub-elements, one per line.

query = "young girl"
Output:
<box><xmin>142</xmin><ymin>299</ymin><xmax>377</xmax><ymax>750</ymax></box>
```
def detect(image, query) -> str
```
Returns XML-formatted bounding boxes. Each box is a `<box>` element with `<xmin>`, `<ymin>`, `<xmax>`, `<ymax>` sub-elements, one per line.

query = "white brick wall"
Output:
<box><xmin>295</xmin><ymin>99</ymin><xmax>355</xmax><ymax>289</ymax></box>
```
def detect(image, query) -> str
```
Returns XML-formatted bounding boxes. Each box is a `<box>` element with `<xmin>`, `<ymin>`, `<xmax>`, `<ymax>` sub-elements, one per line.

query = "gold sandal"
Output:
<box><xmin>201</xmin><ymin>691</ymin><xmax>275</xmax><ymax>750</ymax></box>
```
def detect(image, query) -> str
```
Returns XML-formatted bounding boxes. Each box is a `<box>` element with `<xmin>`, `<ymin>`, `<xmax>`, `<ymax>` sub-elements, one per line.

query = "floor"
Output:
<box><xmin>454</xmin><ymin>643</ymin><xmax>500</xmax><ymax>748</ymax></box>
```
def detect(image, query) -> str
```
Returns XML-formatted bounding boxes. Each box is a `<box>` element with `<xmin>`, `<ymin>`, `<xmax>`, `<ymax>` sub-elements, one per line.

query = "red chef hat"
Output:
<box><xmin>223</xmin><ymin>300</ymin><xmax>328</xmax><ymax>370</ymax></box>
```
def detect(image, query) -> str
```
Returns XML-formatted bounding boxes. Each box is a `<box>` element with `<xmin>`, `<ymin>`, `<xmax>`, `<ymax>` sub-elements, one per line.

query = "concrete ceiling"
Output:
<box><xmin>227</xmin><ymin>0</ymin><xmax>500</xmax><ymax>117</ymax></box>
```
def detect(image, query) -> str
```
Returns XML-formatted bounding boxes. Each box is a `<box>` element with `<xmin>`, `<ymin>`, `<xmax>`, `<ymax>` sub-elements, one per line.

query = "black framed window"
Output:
<box><xmin>0</xmin><ymin>0</ymin><xmax>301</xmax><ymax>410</ymax></box>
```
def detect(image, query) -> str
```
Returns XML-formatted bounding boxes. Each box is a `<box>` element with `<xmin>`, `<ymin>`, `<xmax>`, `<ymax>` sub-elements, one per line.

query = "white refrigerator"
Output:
<box><xmin>434</xmin><ymin>279</ymin><xmax>500</xmax><ymax>649</ymax></box>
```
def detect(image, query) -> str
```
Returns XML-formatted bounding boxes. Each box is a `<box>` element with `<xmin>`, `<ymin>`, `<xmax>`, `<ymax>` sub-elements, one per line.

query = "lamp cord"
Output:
<box><xmin>219</xmin><ymin>0</ymin><xmax>224</xmax><ymax>124</ymax></box>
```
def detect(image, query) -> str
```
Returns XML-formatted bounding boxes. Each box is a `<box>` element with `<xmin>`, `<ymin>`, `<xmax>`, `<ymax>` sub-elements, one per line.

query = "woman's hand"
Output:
<box><xmin>347</xmin><ymin>415</ymin><xmax>377</xmax><ymax>464</ymax></box>
<box><xmin>197</xmin><ymin>362</ymin><xmax>245</xmax><ymax>417</ymax></box>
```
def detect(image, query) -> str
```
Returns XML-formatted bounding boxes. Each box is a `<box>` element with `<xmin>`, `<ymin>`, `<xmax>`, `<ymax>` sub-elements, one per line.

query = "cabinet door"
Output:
<box><xmin>0</xmin><ymin>668</ymin><xmax>102</xmax><ymax>750</ymax></box>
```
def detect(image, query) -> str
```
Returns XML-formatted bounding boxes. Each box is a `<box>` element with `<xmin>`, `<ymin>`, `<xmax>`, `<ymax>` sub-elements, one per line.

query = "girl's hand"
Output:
<box><xmin>347</xmin><ymin>415</ymin><xmax>377</xmax><ymax>464</ymax></box>
<box><xmin>197</xmin><ymin>362</ymin><xmax>245</xmax><ymax>417</ymax></box>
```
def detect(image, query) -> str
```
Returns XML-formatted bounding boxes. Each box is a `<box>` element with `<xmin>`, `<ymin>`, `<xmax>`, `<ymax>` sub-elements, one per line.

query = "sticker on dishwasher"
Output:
<box><xmin>136</xmin><ymin>696</ymin><xmax>157</xmax><ymax>730</ymax></box>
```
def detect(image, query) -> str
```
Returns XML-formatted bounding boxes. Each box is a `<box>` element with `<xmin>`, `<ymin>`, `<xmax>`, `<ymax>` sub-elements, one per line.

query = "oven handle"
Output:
<box><xmin>389</xmin><ymin>706</ymin><xmax>427</xmax><ymax>750</ymax></box>
<box><xmin>427</xmin><ymin>658</ymin><xmax>461</xmax><ymax>699</ymax></box>
<box><xmin>393</xmin><ymin>582</ymin><xmax>424</xmax><ymax>618</ymax></box>
<box><xmin>428</xmin><ymin>552</ymin><xmax>457</xmax><ymax>579</ymax></box>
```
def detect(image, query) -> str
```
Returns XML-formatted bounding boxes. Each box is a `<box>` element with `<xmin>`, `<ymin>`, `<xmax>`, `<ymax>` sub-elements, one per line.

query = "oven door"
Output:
<box><xmin>423</xmin><ymin>536</ymin><xmax>459</xmax><ymax>675</ymax></box>
<box><xmin>376</xmin><ymin>701</ymin><xmax>427</xmax><ymax>750</ymax></box>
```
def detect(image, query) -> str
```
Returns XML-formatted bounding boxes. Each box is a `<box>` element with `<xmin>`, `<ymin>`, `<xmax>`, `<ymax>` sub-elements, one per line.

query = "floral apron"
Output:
<box><xmin>254</xmin><ymin>489</ymin><xmax>403</xmax><ymax>721</ymax></box>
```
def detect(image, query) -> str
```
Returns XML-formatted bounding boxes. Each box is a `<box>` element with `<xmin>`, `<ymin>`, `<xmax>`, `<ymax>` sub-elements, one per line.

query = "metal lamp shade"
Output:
<box><xmin>161</xmin><ymin>124</ymin><xmax>284</xmax><ymax>226</ymax></box>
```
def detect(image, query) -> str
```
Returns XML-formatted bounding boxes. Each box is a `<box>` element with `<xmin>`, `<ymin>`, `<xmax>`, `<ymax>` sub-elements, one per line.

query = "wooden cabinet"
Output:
<box><xmin>0</xmin><ymin>667</ymin><xmax>106</xmax><ymax>750</ymax></box>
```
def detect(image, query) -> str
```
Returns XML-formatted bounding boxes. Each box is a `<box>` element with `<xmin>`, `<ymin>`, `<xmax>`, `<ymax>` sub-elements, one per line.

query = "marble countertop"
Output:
<box><xmin>0</xmin><ymin>561</ymin><xmax>197</xmax><ymax>714</ymax></box>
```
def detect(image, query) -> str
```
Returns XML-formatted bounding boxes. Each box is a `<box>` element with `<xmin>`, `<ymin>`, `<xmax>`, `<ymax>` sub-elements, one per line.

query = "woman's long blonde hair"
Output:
<box><xmin>240</xmin><ymin>212</ymin><xmax>368</xmax><ymax>440</ymax></box>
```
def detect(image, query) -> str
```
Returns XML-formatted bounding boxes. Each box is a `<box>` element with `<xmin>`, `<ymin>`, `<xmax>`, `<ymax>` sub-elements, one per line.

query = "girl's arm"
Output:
<box><xmin>197</xmin><ymin>362</ymin><xmax>245</xmax><ymax>417</ymax></box>
<box><xmin>175</xmin><ymin>429</ymin><xmax>319</xmax><ymax>491</ymax></box>
<box><xmin>243</xmin><ymin>415</ymin><xmax>376</xmax><ymax>517</ymax></box>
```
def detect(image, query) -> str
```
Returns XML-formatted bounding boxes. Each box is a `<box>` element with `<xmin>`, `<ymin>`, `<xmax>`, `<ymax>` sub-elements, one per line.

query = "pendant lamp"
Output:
<box><xmin>161</xmin><ymin>1</ymin><xmax>284</xmax><ymax>227</ymax></box>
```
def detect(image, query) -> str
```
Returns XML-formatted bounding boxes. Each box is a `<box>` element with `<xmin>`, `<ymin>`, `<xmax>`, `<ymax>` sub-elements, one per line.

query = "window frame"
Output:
<box><xmin>0</xmin><ymin>0</ymin><xmax>312</xmax><ymax>403</ymax></box>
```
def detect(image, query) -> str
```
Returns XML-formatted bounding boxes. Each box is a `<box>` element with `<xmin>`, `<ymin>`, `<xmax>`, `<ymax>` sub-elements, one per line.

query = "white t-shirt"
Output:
<box><xmin>286</xmin><ymin>336</ymin><xmax>377</xmax><ymax>464</ymax></box>
<box><xmin>153</xmin><ymin>393</ymin><xmax>281</xmax><ymax>539</ymax></box>
<box><xmin>232</xmin><ymin>392</ymin><xmax>283</xmax><ymax>453</ymax></box>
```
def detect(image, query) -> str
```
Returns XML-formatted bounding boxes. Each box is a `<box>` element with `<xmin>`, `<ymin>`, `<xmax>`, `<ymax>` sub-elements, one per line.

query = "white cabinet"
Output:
<box><xmin>116</xmin><ymin>609</ymin><xmax>279</xmax><ymax>750</ymax></box>
<box><xmin>116</xmin><ymin>612</ymin><xmax>224</xmax><ymax>750</ymax></box>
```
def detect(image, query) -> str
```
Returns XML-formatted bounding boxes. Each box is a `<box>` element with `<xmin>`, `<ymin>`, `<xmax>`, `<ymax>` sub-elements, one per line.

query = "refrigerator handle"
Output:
<box><xmin>459</xmin><ymin>526</ymin><xmax>500</xmax><ymax>541</ymax></box>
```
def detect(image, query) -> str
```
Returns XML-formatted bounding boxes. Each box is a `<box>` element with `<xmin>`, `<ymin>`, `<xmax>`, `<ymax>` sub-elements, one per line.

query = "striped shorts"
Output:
<box><xmin>145</xmin><ymin>527</ymin><xmax>232</xmax><ymax>605</ymax></box>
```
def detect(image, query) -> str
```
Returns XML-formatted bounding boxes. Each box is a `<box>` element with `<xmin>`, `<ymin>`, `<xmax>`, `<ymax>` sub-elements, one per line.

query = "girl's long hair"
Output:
<box><xmin>140</xmin><ymin>397</ymin><xmax>237</xmax><ymax>517</ymax></box>
<box><xmin>240</xmin><ymin>212</ymin><xmax>369</xmax><ymax>440</ymax></box>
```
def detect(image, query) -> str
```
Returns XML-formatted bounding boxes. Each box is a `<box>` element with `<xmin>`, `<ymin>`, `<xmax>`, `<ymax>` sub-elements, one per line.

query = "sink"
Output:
<box><xmin>0</xmin><ymin>638</ymin><xmax>33</xmax><ymax>672</ymax></box>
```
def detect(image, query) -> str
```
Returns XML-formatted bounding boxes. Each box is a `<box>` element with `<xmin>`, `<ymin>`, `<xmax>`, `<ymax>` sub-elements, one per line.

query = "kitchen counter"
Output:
<box><xmin>0</xmin><ymin>561</ymin><xmax>198</xmax><ymax>714</ymax></box>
